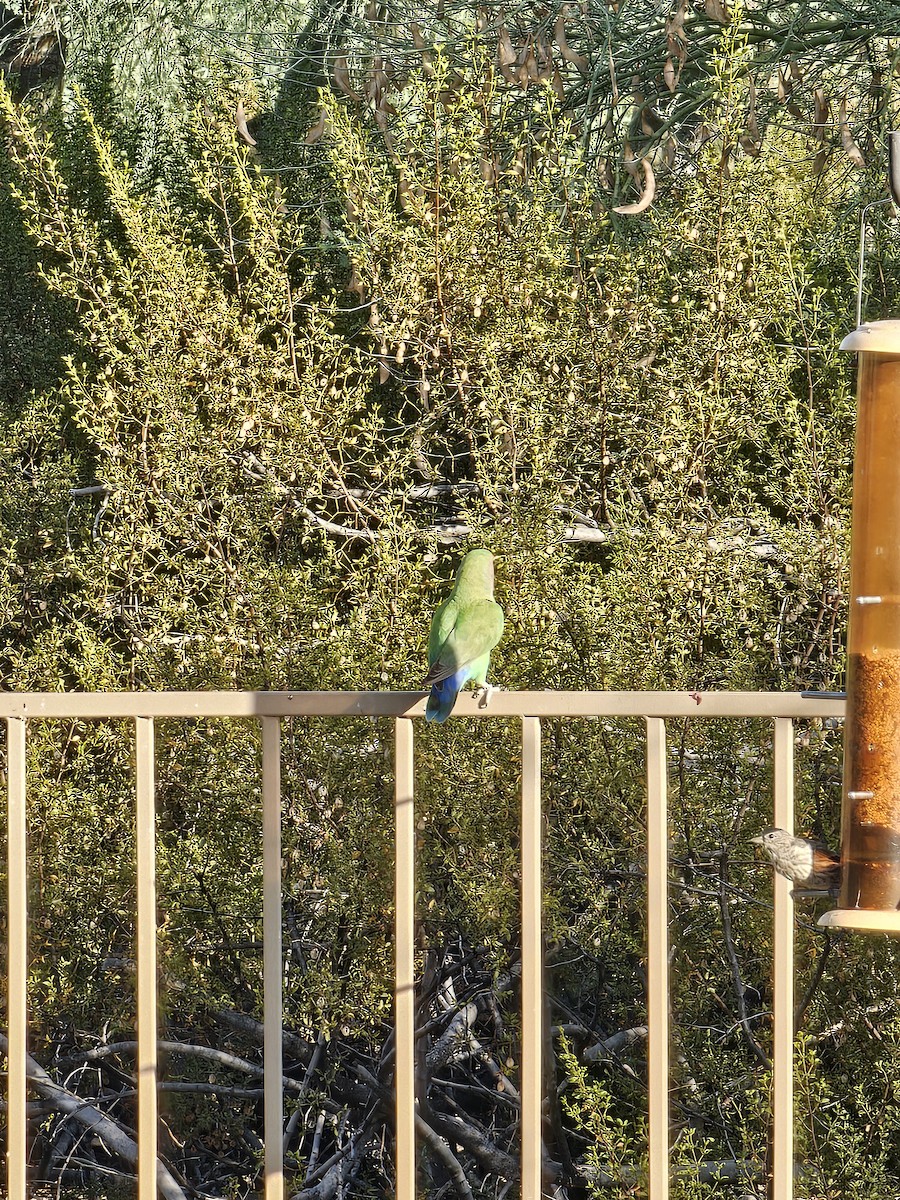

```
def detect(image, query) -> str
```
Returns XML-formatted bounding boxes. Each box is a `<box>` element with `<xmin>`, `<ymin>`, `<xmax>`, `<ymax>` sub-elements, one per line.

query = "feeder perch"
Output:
<box><xmin>820</xmin><ymin>320</ymin><xmax>900</xmax><ymax>932</ymax></box>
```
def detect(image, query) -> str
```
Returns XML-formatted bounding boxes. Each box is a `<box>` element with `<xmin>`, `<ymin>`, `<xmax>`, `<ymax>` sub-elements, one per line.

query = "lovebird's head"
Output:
<box><xmin>455</xmin><ymin>548</ymin><xmax>496</xmax><ymax>594</ymax></box>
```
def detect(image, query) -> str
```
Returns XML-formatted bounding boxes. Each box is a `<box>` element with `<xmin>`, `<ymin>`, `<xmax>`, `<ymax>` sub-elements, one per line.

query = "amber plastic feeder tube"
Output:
<box><xmin>822</xmin><ymin>321</ymin><xmax>900</xmax><ymax>933</ymax></box>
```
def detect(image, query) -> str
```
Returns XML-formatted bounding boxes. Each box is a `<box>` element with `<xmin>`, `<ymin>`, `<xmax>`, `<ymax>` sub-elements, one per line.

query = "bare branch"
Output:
<box><xmin>0</xmin><ymin>1032</ymin><xmax>187</xmax><ymax>1200</ymax></box>
<box><xmin>583</xmin><ymin>1025</ymin><xmax>649</xmax><ymax>1064</ymax></box>
<box><xmin>716</xmin><ymin>853</ymin><xmax>771</xmax><ymax>1068</ymax></box>
<box><xmin>58</xmin><ymin>1039</ymin><xmax>316</xmax><ymax>1094</ymax></box>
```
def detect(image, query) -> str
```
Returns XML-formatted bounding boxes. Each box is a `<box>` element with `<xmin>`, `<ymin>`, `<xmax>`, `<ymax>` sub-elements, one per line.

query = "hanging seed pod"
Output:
<box><xmin>813</xmin><ymin>88</ymin><xmax>830</xmax><ymax>141</ymax></box>
<box><xmin>510</xmin><ymin>147</ymin><xmax>528</xmax><ymax>177</ymax></box>
<box><xmin>839</xmin><ymin>96</ymin><xmax>866</xmax><ymax>168</ymax></box>
<box><xmin>366</xmin><ymin>56</ymin><xmax>389</xmax><ymax>105</ymax></box>
<box><xmin>524</xmin><ymin>46</ymin><xmax>539</xmax><ymax>83</ymax></box>
<box><xmin>666</xmin><ymin>0</ymin><xmax>688</xmax><ymax>60</ymax></box>
<box><xmin>235</xmin><ymin>100</ymin><xmax>257</xmax><ymax>146</ymax></box>
<box><xmin>613</xmin><ymin>157</ymin><xmax>656</xmax><ymax>215</ymax></box>
<box><xmin>411</xmin><ymin>24</ymin><xmax>434</xmax><ymax>75</ymax></box>
<box><xmin>376</xmin><ymin>106</ymin><xmax>398</xmax><ymax>161</ymax></box>
<box><xmin>535</xmin><ymin>35</ymin><xmax>553</xmax><ymax>78</ymax></box>
<box><xmin>641</xmin><ymin>103</ymin><xmax>663</xmax><ymax>136</ymax></box>
<box><xmin>305</xmin><ymin>108</ymin><xmax>327</xmax><ymax>144</ymax></box>
<box><xmin>398</xmin><ymin>177</ymin><xmax>415</xmax><ymax>214</ymax></box>
<box><xmin>332</xmin><ymin>56</ymin><xmax>359</xmax><ymax>100</ymax></box>
<box><xmin>704</xmin><ymin>0</ymin><xmax>730</xmax><ymax>23</ymax></box>
<box><xmin>347</xmin><ymin>265</ymin><xmax>366</xmax><ymax>302</ymax></box>
<box><xmin>554</xmin><ymin>7</ymin><xmax>588</xmax><ymax>74</ymax></box>
<box><xmin>497</xmin><ymin>26</ymin><xmax>517</xmax><ymax>82</ymax></box>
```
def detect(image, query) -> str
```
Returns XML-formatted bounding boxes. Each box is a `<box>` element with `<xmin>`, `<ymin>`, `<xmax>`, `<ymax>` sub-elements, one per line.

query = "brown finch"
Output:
<box><xmin>750</xmin><ymin>827</ymin><xmax>841</xmax><ymax>894</ymax></box>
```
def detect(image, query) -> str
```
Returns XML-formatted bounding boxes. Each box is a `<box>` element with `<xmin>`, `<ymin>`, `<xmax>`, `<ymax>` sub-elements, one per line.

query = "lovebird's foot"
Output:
<box><xmin>474</xmin><ymin>683</ymin><xmax>500</xmax><ymax>709</ymax></box>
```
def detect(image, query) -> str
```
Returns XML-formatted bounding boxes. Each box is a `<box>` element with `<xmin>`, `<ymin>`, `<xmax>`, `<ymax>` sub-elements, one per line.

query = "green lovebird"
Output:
<box><xmin>422</xmin><ymin>549</ymin><xmax>504</xmax><ymax>723</ymax></box>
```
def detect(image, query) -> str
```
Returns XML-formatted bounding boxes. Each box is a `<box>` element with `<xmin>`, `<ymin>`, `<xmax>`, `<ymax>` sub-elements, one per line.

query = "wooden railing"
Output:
<box><xmin>2</xmin><ymin>689</ymin><xmax>846</xmax><ymax>1199</ymax></box>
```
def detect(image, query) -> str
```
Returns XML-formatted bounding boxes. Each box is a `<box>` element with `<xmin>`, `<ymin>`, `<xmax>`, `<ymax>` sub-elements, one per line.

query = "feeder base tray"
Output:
<box><xmin>818</xmin><ymin>908</ymin><xmax>900</xmax><ymax>934</ymax></box>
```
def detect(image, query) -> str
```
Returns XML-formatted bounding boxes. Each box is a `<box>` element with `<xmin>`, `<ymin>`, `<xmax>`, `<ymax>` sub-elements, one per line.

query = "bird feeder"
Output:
<box><xmin>820</xmin><ymin>320</ymin><xmax>900</xmax><ymax>933</ymax></box>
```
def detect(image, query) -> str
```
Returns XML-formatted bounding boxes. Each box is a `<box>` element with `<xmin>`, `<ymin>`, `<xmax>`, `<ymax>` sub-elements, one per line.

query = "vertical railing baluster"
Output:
<box><xmin>262</xmin><ymin>717</ymin><xmax>284</xmax><ymax>1200</ymax></box>
<box><xmin>135</xmin><ymin>716</ymin><xmax>158</xmax><ymax>1200</ymax></box>
<box><xmin>521</xmin><ymin>717</ymin><xmax>543</xmax><ymax>1200</ymax></box>
<box><xmin>394</xmin><ymin>718</ymin><xmax>416</xmax><ymax>1200</ymax></box>
<box><xmin>7</xmin><ymin>717</ymin><xmax>27</xmax><ymax>1200</ymax></box>
<box><xmin>646</xmin><ymin>717</ymin><xmax>669</xmax><ymax>1200</ymax></box>
<box><xmin>772</xmin><ymin>719</ymin><xmax>795</xmax><ymax>1200</ymax></box>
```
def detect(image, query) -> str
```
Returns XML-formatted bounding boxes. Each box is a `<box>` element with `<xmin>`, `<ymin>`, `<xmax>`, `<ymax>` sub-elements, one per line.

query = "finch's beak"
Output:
<box><xmin>749</xmin><ymin>835</ymin><xmax>764</xmax><ymax>846</ymax></box>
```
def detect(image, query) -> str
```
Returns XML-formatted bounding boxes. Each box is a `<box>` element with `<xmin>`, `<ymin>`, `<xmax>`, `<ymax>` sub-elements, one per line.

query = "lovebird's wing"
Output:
<box><xmin>423</xmin><ymin>598</ymin><xmax>503</xmax><ymax>686</ymax></box>
<box><xmin>424</xmin><ymin>597</ymin><xmax>459</xmax><ymax>684</ymax></box>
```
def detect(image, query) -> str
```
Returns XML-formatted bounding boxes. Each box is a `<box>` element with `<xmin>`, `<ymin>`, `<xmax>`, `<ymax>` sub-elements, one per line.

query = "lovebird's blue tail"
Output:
<box><xmin>425</xmin><ymin>667</ymin><xmax>470</xmax><ymax>723</ymax></box>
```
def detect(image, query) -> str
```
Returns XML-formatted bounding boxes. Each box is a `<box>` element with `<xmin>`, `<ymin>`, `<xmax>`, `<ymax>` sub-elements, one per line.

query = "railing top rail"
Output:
<box><xmin>0</xmin><ymin>690</ymin><xmax>846</xmax><ymax>720</ymax></box>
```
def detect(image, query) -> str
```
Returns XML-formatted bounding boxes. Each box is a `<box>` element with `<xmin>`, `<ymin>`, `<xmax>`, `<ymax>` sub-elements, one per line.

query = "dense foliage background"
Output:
<box><xmin>3</xmin><ymin>1</ymin><xmax>900</xmax><ymax>1196</ymax></box>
